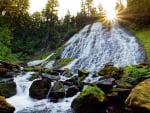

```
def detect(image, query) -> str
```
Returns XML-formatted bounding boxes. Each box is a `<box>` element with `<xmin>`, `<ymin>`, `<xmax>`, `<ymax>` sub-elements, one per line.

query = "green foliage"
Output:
<box><xmin>133</xmin><ymin>28</ymin><xmax>150</xmax><ymax>61</ymax></box>
<box><xmin>79</xmin><ymin>85</ymin><xmax>105</xmax><ymax>102</ymax></box>
<box><xmin>122</xmin><ymin>65</ymin><xmax>150</xmax><ymax>84</ymax></box>
<box><xmin>53</xmin><ymin>58</ymin><xmax>74</xmax><ymax>69</ymax></box>
<box><xmin>0</xmin><ymin>27</ymin><xmax>18</xmax><ymax>62</ymax></box>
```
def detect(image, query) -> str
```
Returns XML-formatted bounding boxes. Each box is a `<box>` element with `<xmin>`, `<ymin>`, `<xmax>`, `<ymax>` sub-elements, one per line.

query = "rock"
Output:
<box><xmin>66</xmin><ymin>85</ymin><xmax>79</xmax><ymax>97</ymax></box>
<box><xmin>28</xmin><ymin>72</ymin><xmax>40</xmax><ymax>81</ymax></box>
<box><xmin>78</xmin><ymin>70</ymin><xmax>89</xmax><ymax>80</ymax></box>
<box><xmin>125</xmin><ymin>78</ymin><xmax>150</xmax><ymax>112</ymax></box>
<box><xmin>0</xmin><ymin>68</ymin><xmax>8</xmax><ymax>76</ymax></box>
<box><xmin>42</xmin><ymin>73</ymin><xmax>60</xmax><ymax>81</ymax></box>
<box><xmin>0</xmin><ymin>96</ymin><xmax>15</xmax><ymax>113</ymax></box>
<box><xmin>29</xmin><ymin>78</ymin><xmax>51</xmax><ymax>99</ymax></box>
<box><xmin>0</xmin><ymin>78</ymin><xmax>14</xmax><ymax>83</ymax></box>
<box><xmin>116</xmin><ymin>80</ymin><xmax>133</xmax><ymax>89</ymax></box>
<box><xmin>71</xmin><ymin>86</ymin><xmax>106</xmax><ymax>113</ymax></box>
<box><xmin>96</xmin><ymin>78</ymin><xmax>115</xmax><ymax>91</ymax></box>
<box><xmin>0</xmin><ymin>82</ymin><xmax>16</xmax><ymax>98</ymax></box>
<box><xmin>98</xmin><ymin>65</ymin><xmax>121</xmax><ymax>78</ymax></box>
<box><xmin>66</xmin><ymin>76</ymin><xmax>84</xmax><ymax>91</ymax></box>
<box><xmin>50</xmin><ymin>81</ymin><xmax>65</xmax><ymax>99</ymax></box>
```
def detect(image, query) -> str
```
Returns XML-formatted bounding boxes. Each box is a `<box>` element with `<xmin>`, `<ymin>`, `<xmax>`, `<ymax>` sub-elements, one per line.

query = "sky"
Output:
<box><xmin>29</xmin><ymin>0</ymin><xmax>127</xmax><ymax>17</ymax></box>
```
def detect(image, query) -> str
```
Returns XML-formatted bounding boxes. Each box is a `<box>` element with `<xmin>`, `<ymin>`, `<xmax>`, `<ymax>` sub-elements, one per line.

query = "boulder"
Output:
<box><xmin>42</xmin><ymin>73</ymin><xmax>60</xmax><ymax>81</ymax></box>
<box><xmin>0</xmin><ymin>96</ymin><xmax>15</xmax><ymax>113</ymax></box>
<box><xmin>29</xmin><ymin>78</ymin><xmax>51</xmax><ymax>99</ymax></box>
<box><xmin>96</xmin><ymin>78</ymin><xmax>115</xmax><ymax>91</ymax></box>
<box><xmin>71</xmin><ymin>86</ymin><xmax>106</xmax><ymax>113</ymax></box>
<box><xmin>125</xmin><ymin>78</ymin><xmax>150</xmax><ymax>112</ymax></box>
<box><xmin>50</xmin><ymin>81</ymin><xmax>65</xmax><ymax>99</ymax></box>
<box><xmin>98</xmin><ymin>65</ymin><xmax>121</xmax><ymax>78</ymax></box>
<box><xmin>66</xmin><ymin>85</ymin><xmax>79</xmax><ymax>97</ymax></box>
<box><xmin>0</xmin><ymin>82</ymin><xmax>16</xmax><ymax>98</ymax></box>
<box><xmin>78</xmin><ymin>70</ymin><xmax>89</xmax><ymax>80</ymax></box>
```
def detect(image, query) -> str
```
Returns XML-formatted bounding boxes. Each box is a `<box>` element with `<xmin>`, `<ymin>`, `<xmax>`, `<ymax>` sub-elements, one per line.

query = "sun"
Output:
<box><xmin>106</xmin><ymin>10</ymin><xmax>117</xmax><ymax>21</ymax></box>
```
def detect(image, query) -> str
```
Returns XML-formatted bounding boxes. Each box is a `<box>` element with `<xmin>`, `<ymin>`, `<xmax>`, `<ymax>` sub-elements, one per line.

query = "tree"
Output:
<box><xmin>123</xmin><ymin>0</ymin><xmax>150</xmax><ymax>26</ymax></box>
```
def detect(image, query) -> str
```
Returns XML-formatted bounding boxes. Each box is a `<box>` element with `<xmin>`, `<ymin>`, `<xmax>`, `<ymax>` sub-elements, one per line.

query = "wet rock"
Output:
<box><xmin>28</xmin><ymin>72</ymin><xmax>40</xmax><ymax>81</ymax></box>
<box><xmin>78</xmin><ymin>70</ymin><xmax>89</xmax><ymax>80</ymax></box>
<box><xmin>71</xmin><ymin>86</ymin><xmax>106</xmax><ymax>113</ymax></box>
<box><xmin>42</xmin><ymin>73</ymin><xmax>60</xmax><ymax>81</ymax></box>
<box><xmin>0</xmin><ymin>78</ymin><xmax>14</xmax><ymax>83</ymax></box>
<box><xmin>96</xmin><ymin>78</ymin><xmax>115</xmax><ymax>91</ymax></box>
<box><xmin>0</xmin><ymin>96</ymin><xmax>15</xmax><ymax>113</ymax></box>
<box><xmin>125</xmin><ymin>78</ymin><xmax>150</xmax><ymax>112</ymax></box>
<box><xmin>29</xmin><ymin>78</ymin><xmax>51</xmax><ymax>99</ymax></box>
<box><xmin>50</xmin><ymin>81</ymin><xmax>65</xmax><ymax>99</ymax></box>
<box><xmin>66</xmin><ymin>85</ymin><xmax>79</xmax><ymax>97</ymax></box>
<box><xmin>0</xmin><ymin>68</ymin><xmax>8</xmax><ymax>76</ymax></box>
<box><xmin>98</xmin><ymin>65</ymin><xmax>121</xmax><ymax>78</ymax></box>
<box><xmin>0</xmin><ymin>81</ymin><xmax>16</xmax><ymax>98</ymax></box>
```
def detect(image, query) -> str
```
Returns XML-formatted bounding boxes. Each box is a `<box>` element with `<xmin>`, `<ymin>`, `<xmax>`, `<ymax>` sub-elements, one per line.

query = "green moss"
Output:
<box><xmin>121</xmin><ymin>65</ymin><xmax>150</xmax><ymax>85</ymax></box>
<box><xmin>129</xmin><ymin>28</ymin><xmax>150</xmax><ymax>61</ymax></box>
<box><xmin>49</xmin><ymin>45</ymin><xmax>65</xmax><ymax>61</ymax></box>
<box><xmin>53</xmin><ymin>58</ymin><xmax>74</xmax><ymax>69</ymax></box>
<box><xmin>44</xmin><ymin>68</ymin><xmax>53</xmax><ymax>73</ymax></box>
<box><xmin>98</xmin><ymin>65</ymin><xmax>121</xmax><ymax>78</ymax></box>
<box><xmin>79</xmin><ymin>86</ymin><xmax>105</xmax><ymax>102</ymax></box>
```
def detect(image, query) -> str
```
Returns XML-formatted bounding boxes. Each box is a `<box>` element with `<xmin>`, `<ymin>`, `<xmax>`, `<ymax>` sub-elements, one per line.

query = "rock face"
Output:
<box><xmin>29</xmin><ymin>78</ymin><xmax>51</xmax><ymax>99</ymax></box>
<box><xmin>71</xmin><ymin>86</ymin><xmax>106</xmax><ymax>113</ymax></box>
<box><xmin>0</xmin><ymin>96</ymin><xmax>15</xmax><ymax>113</ymax></box>
<box><xmin>0</xmin><ymin>82</ymin><xmax>16</xmax><ymax>98</ymax></box>
<box><xmin>125</xmin><ymin>78</ymin><xmax>150</xmax><ymax>112</ymax></box>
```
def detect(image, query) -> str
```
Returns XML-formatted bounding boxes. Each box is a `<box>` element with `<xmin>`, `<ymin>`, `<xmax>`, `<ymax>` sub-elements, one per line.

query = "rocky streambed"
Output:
<box><xmin>1</xmin><ymin>61</ymin><xmax>150</xmax><ymax>113</ymax></box>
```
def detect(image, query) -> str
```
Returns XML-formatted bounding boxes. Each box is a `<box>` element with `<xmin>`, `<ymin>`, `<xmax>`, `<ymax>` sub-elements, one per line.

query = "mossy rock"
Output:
<box><xmin>0</xmin><ymin>96</ymin><xmax>15</xmax><ymax>113</ymax></box>
<box><xmin>29</xmin><ymin>78</ymin><xmax>51</xmax><ymax>99</ymax></box>
<box><xmin>71</xmin><ymin>86</ymin><xmax>106</xmax><ymax>113</ymax></box>
<box><xmin>24</xmin><ymin>66</ymin><xmax>43</xmax><ymax>72</ymax></box>
<box><xmin>120</xmin><ymin>65</ymin><xmax>150</xmax><ymax>85</ymax></box>
<box><xmin>78</xmin><ymin>69</ymin><xmax>89</xmax><ymax>80</ymax></box>
<box><xmin>53</xmin><ymin>58</ymin><xmax>74</xmax><ymax>69</ymax></box>
<box><xmin>0</xmin><ymin>82</ymin><xmax>16</xmax><ymax>98</ymax></box>
<box><xmin>98</xmin><ymin>65</ymin><xmax>121</xmax><ymax>78</ymax></box>
<box><xmin>50</xmin><ymin>81</ymin><xmax>65</xmax><ymax>99</ymax></box>
<box><xmin>43</xmin><ymin>68</ymin><xmax>53</xmax><ymax>74</ymax></box>
<box><xmin>125</xmin><ymin>78</ymin><xmax>150</xmax><ymax>111</ymax></box>
<box><xmin>29</xmin><ymin>72</ymin><xmax>40</xmax><ymax>81</ymax></box>
<box><xmin>116</xmin><ymin>80</ymin><xmax>133</xmax><ymax>89</ymax></box>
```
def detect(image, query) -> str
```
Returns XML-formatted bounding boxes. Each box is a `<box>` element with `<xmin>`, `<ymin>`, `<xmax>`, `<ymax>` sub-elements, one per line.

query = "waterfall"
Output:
<box><xmin>61</xmin><ymin>22</ymin><xmax>145</xmax><ymax>72</ymax></box>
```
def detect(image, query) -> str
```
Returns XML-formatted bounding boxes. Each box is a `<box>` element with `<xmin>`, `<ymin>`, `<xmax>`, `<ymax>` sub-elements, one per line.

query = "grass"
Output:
<box><xmin>128</xmin><ymin>27</ymin><xmax>150</xmax><ymax>61</ymax></box>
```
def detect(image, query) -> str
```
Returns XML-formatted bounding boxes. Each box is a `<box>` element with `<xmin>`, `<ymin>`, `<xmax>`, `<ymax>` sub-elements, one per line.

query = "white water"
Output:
<box><xmin>7</xmin><ymin>72</ymin><xmax>76</xmax><ymax>113</ymax></box>
<box><xmin>61</xmin><ymin>22</ymin><xmax>145</xmax><ymax>72</ymax></box>
<box><xmin>27</xmin><ymin>53</ymin><xmax>54</xmax><ymax>67</ymax></box>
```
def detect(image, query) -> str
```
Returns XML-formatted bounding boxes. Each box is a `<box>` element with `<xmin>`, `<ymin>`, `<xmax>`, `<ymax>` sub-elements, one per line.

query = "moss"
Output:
<box><xmin>48</xmin><ymin>45</ymin><xmax>65</xmax><ymax>61</ymax></box>
<box><xmin>98</xmin><ymin>65</ymin><xmax>121</xmax><ymax>78</ymax></box>
<box><xmin>24</xmin><ymin>66</ymin><xmax>43</xmax><ymax>72</ymax></box>
<box><xmin>128</xmin><ymin>27</ymin><xmax>150</xmax><ymax>61</ymax></box>
<box><xmin>0</xmin><ymin>82</ymin><xmax>16</xmax><ymax>98</ymax></box>
<box><xmin>121</xmin><ymin>65</ymin><xmax>150</xmax><ymax>85</ymax></box>
<box><xmin>0</xmin><ymin>96</ymin><xmax>15</xmax><ymax>112</ymax></box>
<box><xmin>53</xmin><ymin>58</ymin><xmax>74</xmax><ymax>69</ymax></box>
<box><xmin>79</xmin><ymin>86</ymin><xmax>105</xmax><ymax>102</ymax></box>
<box><xmin>44</xmin><ymin>68</ymin><xmax>53</xmax><ymax>73</ymax></box>
<box><xmin>125</xmin><ymin>78</ymin><xmax>150</xmax><ymax>110</ymax></box>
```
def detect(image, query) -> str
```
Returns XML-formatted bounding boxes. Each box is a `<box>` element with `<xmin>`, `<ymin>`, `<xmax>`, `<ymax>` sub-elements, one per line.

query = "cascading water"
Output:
<box><xmin>7</xmin><ymin>72</ymin><xmax>76</xmax><ymax>113</ymax></box>
<box><xmin>61</xmin><ymin>22</ymin><xmax>145</xmax><ymax>72</ymax></box>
